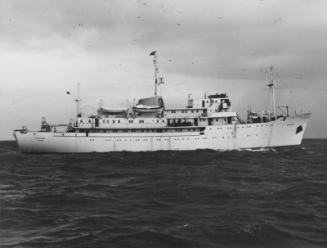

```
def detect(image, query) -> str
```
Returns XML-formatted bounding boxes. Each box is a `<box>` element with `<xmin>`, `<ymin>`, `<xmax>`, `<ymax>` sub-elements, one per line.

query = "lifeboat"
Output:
<box><xmin>133</xmin><ymin>96</ymin><xmax>164</xmax><ymax>114</ymax></box>
<box><xmin>97</xmin><ymin>107</ymin><xmax>128</xmax><ymax>116</ymax></box>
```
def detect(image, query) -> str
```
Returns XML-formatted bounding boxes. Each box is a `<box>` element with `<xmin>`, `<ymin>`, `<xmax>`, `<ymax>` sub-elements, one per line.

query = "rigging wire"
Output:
<box><xmin>274</xmin><ymin>72</ymin><xmax>310</xmax><ymax>114</ymax></box>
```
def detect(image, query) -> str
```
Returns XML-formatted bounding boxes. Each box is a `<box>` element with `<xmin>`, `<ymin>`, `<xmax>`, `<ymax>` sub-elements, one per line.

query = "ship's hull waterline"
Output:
<box><xmin>14</xmin><ymin>116</ymin><xmax>309</xmax><ymax>153</ymax></box>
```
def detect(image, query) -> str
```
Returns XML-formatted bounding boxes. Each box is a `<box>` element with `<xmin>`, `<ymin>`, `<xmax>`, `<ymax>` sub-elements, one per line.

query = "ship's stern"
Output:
<box><xmin>13</xmin><ymin>129</ymin><xmax>28</xmax><ymax>151</ymax></box>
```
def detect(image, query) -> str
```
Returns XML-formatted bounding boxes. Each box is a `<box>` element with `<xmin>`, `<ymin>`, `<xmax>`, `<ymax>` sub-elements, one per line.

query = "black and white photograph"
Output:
<box><xmin>0</xmin><ymin>0</ymin><xmax>326</xmax><ymax>247</ymax></box>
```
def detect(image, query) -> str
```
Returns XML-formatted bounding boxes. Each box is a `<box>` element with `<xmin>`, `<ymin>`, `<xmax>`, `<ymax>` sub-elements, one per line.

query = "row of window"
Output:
<box><xmin>106</xmin><ymin>119</ymin><xmax>121</xmax><ymax>124</ymax></box>
<box><xmin>206</xmin><ymin>124</ymin><xmax>273</xmax><ymax>131</ymax></box>
<box><xmin>167</xmin><ymin>109</ymin><xmax>204</xmax><ymax>114</ymax></box>
<box><xmin>79</xmin><ymin>119</ymin><xmax>93</xmax><ymax>124</ymax></box>
<box><xmin>94</xmin><ymin>137</ymin><xmax>209</xmax><ymax>142</ymax></box>
<box><xmin>77</xmin><ymin>128</ymin><xmax>200</xmax><ymax>133</ymax></box>
<box><xmin>80</xmin><ymin>119</ymin><xmax>166</xmax><ymax>124</ymax></box>
<box><xmin>240</xmin><ymin>124</ymin><xmax>273</xmax><ymax>128</ymax></box>
<box><xmin>86</xmin><ymin>135</ymin><xmax>266</xmax><ymax>142</ymax></box>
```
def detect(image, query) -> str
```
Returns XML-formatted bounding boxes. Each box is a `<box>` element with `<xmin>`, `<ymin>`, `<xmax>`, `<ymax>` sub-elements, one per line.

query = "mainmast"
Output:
<box><xmin>266</xmin><ymin>66</ymin><xmax>277</xmax><ymax>119</ymax></box>
<box><xmin>149</xmin><ymin>51</ymin><xmax>164</xmax><ymax>96</ymax></box>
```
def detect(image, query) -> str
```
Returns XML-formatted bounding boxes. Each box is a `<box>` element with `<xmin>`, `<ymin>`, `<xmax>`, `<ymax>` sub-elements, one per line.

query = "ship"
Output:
<box><xmin>13</xmin><ymin>51</ymin><xmax>310</xmax><ymax>152</ymax></box>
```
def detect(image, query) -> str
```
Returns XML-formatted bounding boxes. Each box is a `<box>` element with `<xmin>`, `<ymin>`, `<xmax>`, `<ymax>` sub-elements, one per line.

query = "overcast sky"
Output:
<box><xmin>1</xmin><ymin>0</ymin><xmax>326</xmax><ymax>140</ymax></box>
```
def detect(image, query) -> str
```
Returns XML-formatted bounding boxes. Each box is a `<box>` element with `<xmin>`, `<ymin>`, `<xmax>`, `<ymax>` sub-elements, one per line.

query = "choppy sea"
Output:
<box><xmin>0</xmin><ymin>140</ymin><xmax>326</xmax><ymax>248</ymax></box>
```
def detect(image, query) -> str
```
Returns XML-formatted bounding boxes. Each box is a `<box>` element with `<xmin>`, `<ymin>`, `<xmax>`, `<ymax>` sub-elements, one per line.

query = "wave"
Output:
<box><xmin>0</xmin><ymin>139</ymin><xmax>326</xmax><ymax>247</ymax></box>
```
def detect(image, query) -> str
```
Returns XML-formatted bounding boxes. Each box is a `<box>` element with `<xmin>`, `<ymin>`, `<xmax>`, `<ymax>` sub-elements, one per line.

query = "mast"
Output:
<box><xmin>154</xmin><ymin>53</ymin><xmax>158</xmax><ymax>96</ymax></box>
<box><xmin>75</xmin><ymin>82</ymin><xmax>81</xmax><ymax>118</ymax></box>
<box><xmin>150</xmin><ymin>51</ymin><xmax>159</xmax><ymax>96</ymax></box>
<box><xmin>266</xmin><ymin>66</ymin><xmax>277</xmax><ymax>119</ymax></box>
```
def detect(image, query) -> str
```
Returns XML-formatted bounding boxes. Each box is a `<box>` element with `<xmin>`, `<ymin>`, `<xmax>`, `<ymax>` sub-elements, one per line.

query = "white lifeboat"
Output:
<box><xmin>133</xmin><ymin>96</ymin><xmax>164</xmax><ymax>114</ymax></box>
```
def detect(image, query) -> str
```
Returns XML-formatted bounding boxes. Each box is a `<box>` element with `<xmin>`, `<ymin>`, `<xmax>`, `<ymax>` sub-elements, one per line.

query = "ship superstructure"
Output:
<box><xmin>13</xmin><ymin>52</ymin><xmax>310</xmax><ymax>152</ymax></box>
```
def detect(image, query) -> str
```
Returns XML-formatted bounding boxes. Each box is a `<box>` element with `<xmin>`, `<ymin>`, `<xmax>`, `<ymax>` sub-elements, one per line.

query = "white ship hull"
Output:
<box><xmin>14</xmin><ymin>116</ymin><xmax>309</xmax><ymax>153</ymax></box>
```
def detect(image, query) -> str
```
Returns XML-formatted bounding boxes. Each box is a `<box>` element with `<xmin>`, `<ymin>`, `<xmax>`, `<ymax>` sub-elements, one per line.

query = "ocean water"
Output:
<box><xmin>0</xmin><ymin>140</ymin><xmax>326</xmax><ymax>248</ymax></box>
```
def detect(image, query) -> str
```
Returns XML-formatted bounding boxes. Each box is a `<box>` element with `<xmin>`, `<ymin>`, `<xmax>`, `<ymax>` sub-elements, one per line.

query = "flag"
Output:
<box><xmin>149</xmin><ymin>51</ymin><xmax>156</xmax><ymax>56</ymax></box>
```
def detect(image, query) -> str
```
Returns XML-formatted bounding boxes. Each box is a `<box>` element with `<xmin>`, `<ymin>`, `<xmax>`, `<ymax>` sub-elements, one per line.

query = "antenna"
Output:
<box><xmin>75</xmin><ymin>83</ymin><xmax>82</xmax><ymax>118</ymax></box>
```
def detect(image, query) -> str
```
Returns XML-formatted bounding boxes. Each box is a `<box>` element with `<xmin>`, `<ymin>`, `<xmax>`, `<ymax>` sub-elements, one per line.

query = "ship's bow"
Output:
<box><xmin>270</xmin><ymin>113</ymin><xmax>310</xmax><ymax>147</ymax></box>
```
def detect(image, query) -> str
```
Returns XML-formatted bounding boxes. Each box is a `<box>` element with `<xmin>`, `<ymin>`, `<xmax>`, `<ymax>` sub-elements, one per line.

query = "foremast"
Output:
<box><xmin>266</xmin><ymin>66</ymin><xmax>277</xmax><ymax>119</ymax></box>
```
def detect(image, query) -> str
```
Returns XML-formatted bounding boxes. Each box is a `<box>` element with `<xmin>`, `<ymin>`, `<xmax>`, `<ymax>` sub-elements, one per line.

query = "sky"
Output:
<box><xmin>0</xmin><ymin>0</ymin><xmax>326</xmax><ymax>140</ymax></box>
